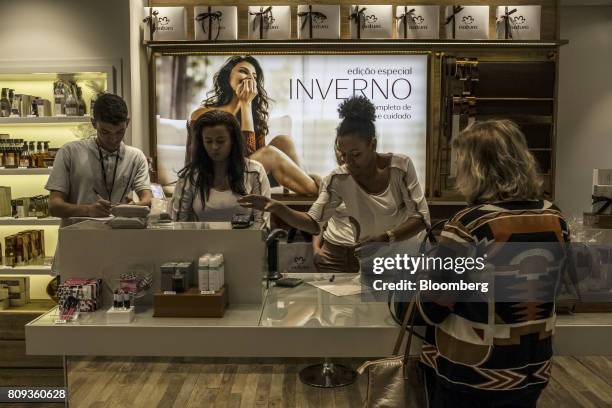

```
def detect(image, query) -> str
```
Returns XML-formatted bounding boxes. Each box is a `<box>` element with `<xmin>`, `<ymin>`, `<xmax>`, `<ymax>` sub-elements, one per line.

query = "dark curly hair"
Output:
<box><xmin>202</xmin><ymin>55</ymin><xmax>270</xmax><ymax>139</ymax></box>
<box><xmin>336</xmin><ymin>96</ymin><xmax>376</xmax><ymax>143</ymax></box>
<box><xmin>178</xmin><ymin>110</ymin><xmax>247</xmax><ymax>210</ymax></box>
<box><xmin>92</xmin><ymin>93</ymin><xmax>128</xmax><ymax>125</ymax></box>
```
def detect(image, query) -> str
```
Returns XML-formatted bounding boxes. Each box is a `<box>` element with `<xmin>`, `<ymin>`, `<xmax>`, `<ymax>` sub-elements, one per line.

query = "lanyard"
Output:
<box><xmin>97</xmin><ymin>142</ymin><xmax>120</xmax><ymax>201</ymax></box>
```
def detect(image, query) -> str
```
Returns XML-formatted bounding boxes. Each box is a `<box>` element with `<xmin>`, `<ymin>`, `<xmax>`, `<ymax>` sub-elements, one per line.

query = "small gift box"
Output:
<box><xmin>496</xmin><ymin>6</ymin><xmax>541</xmax><ymax>40</ymax></box>
<box><xmin>297</xmin><ymin>5</ymin><xmax>341</xmax><ymax>39</ymax></box>
<box><xmin>445</xmin><ymin>5</ymin><xmax>489</xmax><ymax>40</ymax></box>
<box><xmin>349</xmin><ymin>5</ymin><xmax>393</xmax><ymax>39</ymax></box>
<box><xmin>248</xmin><ymin>6</ymin><xmax>291</xmax><ymax>40</ymax></box>
<box><xmin>194</xmin><ymin>6</ymin><xmax>237</xmax><ymax>41</ymax></box>
<box><xmin>143</xmin><ymin>7</ymin><xmax>187</xmax><ymax>42</ymax></box>
<box><xmin>593</xmin><ymin>185</ymin><xmax>612</xmax><ymax>215</ymax></box>
<box><xmin>395</xmin><ymin>5</ymin><xmax>440</xmax><ymax>39</ymax></box>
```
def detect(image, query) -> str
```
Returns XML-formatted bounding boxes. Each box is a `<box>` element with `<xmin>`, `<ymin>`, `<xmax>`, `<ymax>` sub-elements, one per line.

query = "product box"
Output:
<box><xmin>160</xmin><ymin>262</ymin><xmax>177</xmax><ymax>292</ymax></box>
<box><xmin>58</xmin><ymin>278</ymin><xmax>102</xmax><ymax>312</ymax></box>
<box><xmin>143</xmin><ymin>7</ymin><xmax>188</xmax><ymax>42</ymax></box>
<box><xmin>0</xmin><ymin>277</ymin><xmax>30</xmax><ymax>307</ymax></box>
<box><xmin>194</xmin><ymin>6</ymin><xmax>238</xmax><ymax>41</ymax></box>
<box><xmin>154</xmin><ymin>286</ymin><xmax>228</xmax><ymax>318</ymax></box>
<box><xmin>297</xmin><ymin>5</ymin><xmax>341</xmax><ymax>39</ymax></box>
<box><xmin>0</xmin><ymin>186</ymin><xmax>11</xmax><ymax>217</ymax></box>
<box><xmin>349</xmin><ymin>5</ymin><xmax>393</xmax><ymax>39</ymax></box>
<box><xmin>496</xmin><ymin>6</ymin><xmax>541</xmax><ymax>40</ymax></box>
<box><xmin>593</xmin><ymin>185</ymin><xmax>612</xmax><ymax>215</ymax></box>
<box><xmin>106</xmin><ymin>306</ymin><xmax>135</xmax><ymax>324</ymax></box>
<box><xmin>278</xmin><ymin>241</ymin><xmax>316</xmax><ymax>272</ymax></box>
<box><xmin>396</xmin><ymin>5</ymin><xmax>440</xmax><ymax>40</ymax></box>
<box><xmin>248</xmin><ymin>6</ymin><xmax>291</xmax><ymax>40</ymax></box>
<box><xmin>593</xmin><ymin>169</ymin><xmax>612</xmax><ymax>186</ymax></box>
<box><xmin>445</xmin><ymin>5</ymin><xmax>489</xmax><ymax>40</ymax></box>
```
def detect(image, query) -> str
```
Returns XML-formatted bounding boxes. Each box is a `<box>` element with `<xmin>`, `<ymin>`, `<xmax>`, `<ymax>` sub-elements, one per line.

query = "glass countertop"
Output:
<box><xmin>260</xmin><ymin>273</ymin><xmax>397</xmax><ymax>328</ymax></box>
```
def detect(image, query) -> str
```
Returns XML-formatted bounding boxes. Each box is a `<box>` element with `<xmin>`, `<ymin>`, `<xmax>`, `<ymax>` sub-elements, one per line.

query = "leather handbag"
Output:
<box><xmin>357</xmin><ymin>299</ymin><xmax>419</xmax><ymax>408</ymax></box>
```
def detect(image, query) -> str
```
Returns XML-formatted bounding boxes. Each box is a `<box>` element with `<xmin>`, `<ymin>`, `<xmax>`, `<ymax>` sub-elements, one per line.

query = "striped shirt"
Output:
<box><xmin>418</xmin><ymin>200</ymin><xmax>569</xmax><ymax>395</ymax></box>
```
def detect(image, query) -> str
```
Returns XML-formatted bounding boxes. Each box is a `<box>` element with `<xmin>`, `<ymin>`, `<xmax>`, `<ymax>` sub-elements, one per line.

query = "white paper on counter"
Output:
<box><xmin>307</xmin><ymin>275</ymin><xmax>364</xmax><ymax>297</ymax></box>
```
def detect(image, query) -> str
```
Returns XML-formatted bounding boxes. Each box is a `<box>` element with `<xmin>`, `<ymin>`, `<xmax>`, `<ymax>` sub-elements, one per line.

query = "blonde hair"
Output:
<box><xmin>452</xmin><ymin>119</ymin><xmax>542</xmax><ymax>204</ymax></box>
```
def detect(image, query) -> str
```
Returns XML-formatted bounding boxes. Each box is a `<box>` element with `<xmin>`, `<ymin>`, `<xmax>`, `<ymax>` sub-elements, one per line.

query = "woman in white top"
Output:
<box><xmin>312</xmin><ymin>145</ymin><xmax>359</xmax><ymax>272</ymax></box>
<box><xmin>239</xmin><ymin>96</ymin><xmax>429</xmax><ymax>251</ymax></box>
<box><xmin>172</xmin><ymin>110</ymin><xmax>270</xmax><ymax>225</ymax></box>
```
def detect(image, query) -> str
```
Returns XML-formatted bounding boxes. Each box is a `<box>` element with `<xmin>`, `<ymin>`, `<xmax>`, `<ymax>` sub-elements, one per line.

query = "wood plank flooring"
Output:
<box><xmin>1</xmin><ymin>356</ymin><xmax>611</xmax><ymax>407</ymax></box>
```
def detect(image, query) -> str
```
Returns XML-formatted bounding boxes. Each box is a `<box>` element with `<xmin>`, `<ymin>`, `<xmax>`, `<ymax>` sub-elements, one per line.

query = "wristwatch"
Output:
<box><xmin>386</xmin><ymin>230</ymin><xmax>396</xmax><ymax>243</ymax></box>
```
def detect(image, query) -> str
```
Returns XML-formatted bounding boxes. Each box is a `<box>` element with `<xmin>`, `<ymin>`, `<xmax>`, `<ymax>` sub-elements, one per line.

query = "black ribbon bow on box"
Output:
<box><xmin>396</xmin><ymin>6</ymin><xmax>416</xmax><ymax>39</ymax></box>
<box><xmin>298</xmin><ymin>5</ymin><xmax>327</xmax><ymax>39</ymax></box>
<box><xmin>498</xmin><ymin>7</ymin><xmax>518</xmax><ymax>39</ymax></box>
<box><xmin>195</xmin><ymin>6</ymin><xmax>223</xmax><ymax>41</ymax></box>
<box><xmin>348</xmin><ymin>6</ymin><xmax>367</xmax><ymax>39</ymax></box>
<box><xmin>445</xmin><ymin>5</ymin><xmax>464</xmax><ymax>39</ymax></box>
<box><xmin>592</xmin><ymin>195</ymin><xmax>612</xmax><ymax>215</ymax></box>
<box><xmin>250</xmin><ymin>6</ymin><xmax>273</xmax><ymax>40</ymax></box>
<box><xmin>142</xmin><ymin>9</ymin><xmax>159</xmax><ymax>41</ymax></box>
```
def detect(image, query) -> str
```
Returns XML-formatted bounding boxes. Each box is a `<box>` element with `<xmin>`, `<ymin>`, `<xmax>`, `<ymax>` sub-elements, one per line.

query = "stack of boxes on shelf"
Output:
<box><xmin>0</xmin><ymin>277</ymin><xmax>31</xmax><ymax>309</ymax></box>
<box><xmin>3</xmin><ymin>230</ymin><xmax>46</xmax><ymax>267</ymax></box>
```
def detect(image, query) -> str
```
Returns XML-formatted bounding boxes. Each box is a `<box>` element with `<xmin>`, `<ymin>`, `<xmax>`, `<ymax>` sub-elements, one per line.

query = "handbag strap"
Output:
<box><xmin>392</xmin><ymin>298</ymin><xmax>416</xmax><ymax>356</ymax></box>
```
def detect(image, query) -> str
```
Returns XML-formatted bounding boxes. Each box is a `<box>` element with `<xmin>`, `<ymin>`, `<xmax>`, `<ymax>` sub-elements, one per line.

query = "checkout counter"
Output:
<box><xmin>25</xmin><ymin>220</ymin><xmax>612</xmax><ymax>361</ymax></box>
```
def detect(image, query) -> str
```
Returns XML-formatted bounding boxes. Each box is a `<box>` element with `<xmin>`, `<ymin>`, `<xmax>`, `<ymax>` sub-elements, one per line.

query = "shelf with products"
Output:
<box><xmin>0</xmin><ymin>167</ymin><xmax>53</xmax><ymax>175</ymax></box>
<box><xmin>0</xmin><ymin>217</ymin><xmax>60</xmax><ymax>226</ymax></box>
<box><xmin>0</xmin><ymin>116</ymin><xmax>91</xmax><ymax>125</ymax></box>
<box><xmin>0</xmin><ymin>299</ymin><xmax>56</xmax><ymax>315</ymax></box>
<box><xmin>0</xmin><ymin>264</ymin><xmax>53</xmax><ymax>276</ymax></box>
<box><xmin>433</xmin><ymin>56</ymin><xmax>558</xmax><ymax>200</ymax></box>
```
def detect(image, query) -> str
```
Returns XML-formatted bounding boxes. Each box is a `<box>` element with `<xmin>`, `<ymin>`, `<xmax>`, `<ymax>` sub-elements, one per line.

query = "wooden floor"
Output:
<box><xmin>3</xmin><ymin>356</ymin><xmax>611</xmax><ymax>408</ymax></box>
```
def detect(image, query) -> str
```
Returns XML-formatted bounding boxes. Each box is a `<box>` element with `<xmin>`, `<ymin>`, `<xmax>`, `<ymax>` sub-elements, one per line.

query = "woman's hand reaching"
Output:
<box><xmin>238</xmin><ymin>194</ymin><xmax>277</xmax><ymax>212</ymax></box>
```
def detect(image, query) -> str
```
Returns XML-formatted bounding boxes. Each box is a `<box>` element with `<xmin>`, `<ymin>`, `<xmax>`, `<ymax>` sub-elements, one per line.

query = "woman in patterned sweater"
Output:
<box><xmin>417</xmin><ymin>120</ymin><xmax>570</xmax><ymax>408</ymax></box>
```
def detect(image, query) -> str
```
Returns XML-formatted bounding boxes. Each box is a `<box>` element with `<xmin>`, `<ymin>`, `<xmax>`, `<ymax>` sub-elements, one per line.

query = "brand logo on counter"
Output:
<box><xmin>293</xmin><ymin>256</ymin><xmax>306</xmax><ymax>267</ymax></box>
<box><xmin>408</xmin><ymin>15</ymin><xmax>428</xmax><ymax>30</ymax></box>
<box><xmin>157</xmin><ymin>16</ymin><xmax>174</xmax><ymax>31</ymax></box>
<box><xmin>459</xmin><ymin>15</ymin><xmax>478</xmax><ymax>30</ymax></box>
<box><xmin>363</xmin><ymin>14</ymin><xmax>382</xmax><ymax>30</ymax></box>
<box><xmin>511</xmin><ymin>15</ymin><xmax>530</xmax><ymax>30</ymax></box>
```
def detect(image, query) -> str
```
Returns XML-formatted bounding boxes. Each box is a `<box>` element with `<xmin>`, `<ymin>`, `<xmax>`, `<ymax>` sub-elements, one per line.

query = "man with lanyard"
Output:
<box><xmin>46</xmin><ymin>93</ymin><xmax>152</xmax><ymax>225</ymax></box>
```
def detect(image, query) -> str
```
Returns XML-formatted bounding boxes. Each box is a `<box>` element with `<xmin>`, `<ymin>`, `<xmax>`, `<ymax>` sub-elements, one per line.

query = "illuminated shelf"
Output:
<box><xmin>0</xmin><ymin>300</ymin><xmax>56</xmax><ymax>315</ymax></box>
<box><xmin>0</xmin><ymin>116</ymin><xmax>91</xmax><ymax>125</ymax></box>
<box><xmin>0</xmin><ymin>264</ymin><xmax>53</xmax><ymax>276</ymax></box>
<box><xmin>0</xmin><ymin>217</ymin><xmax>60</xmax><ymax>226</ymax></box>
<box><xmin>0</xmin><ymin>167</ymin><xmax>52</xmax><ymax>175</ymax></box>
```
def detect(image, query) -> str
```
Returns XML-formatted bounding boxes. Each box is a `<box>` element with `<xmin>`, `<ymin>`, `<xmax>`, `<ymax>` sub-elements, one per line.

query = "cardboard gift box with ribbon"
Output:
<box><xmin>349</xmin><ymin>5</ymin><xmax>393</xmax><ymax>39</ymax></box>
<box><xmin>445</xmin><ymin>5</ymin><xmax>489</xmax><ymax>40</ymax></box>
<box><xmin>248</xmin><ymin>6</ymin><xmax>291</xmax><ymax>40</ymax></box>
<box><xmin>496</xmin><ymin>6</ymin><xmax>541</xmax><ymax>40</ymax></box>
<box><xmin>143</xmin><ymin>7</ymin><xmax>187</xmax><ymax>42</ymax></box>
<box><xmin>194</xmin><ymin>6</ymin><xmax>237</xmax><ymax>41</ymax></box>
<box><xmin>297</xmin><ymin>5</ymin><xmax>340</xmax><ymax>39</ymax></box>
<box><xmin>395</xmin><ymin>5</ymin><xmax>440</xmax><ymax>39</ymax></box>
